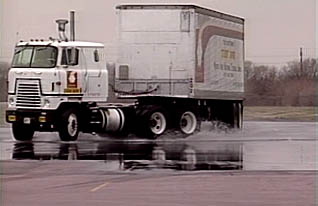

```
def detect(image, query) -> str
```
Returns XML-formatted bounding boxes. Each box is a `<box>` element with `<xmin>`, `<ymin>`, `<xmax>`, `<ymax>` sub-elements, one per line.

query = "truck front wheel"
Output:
<box><xmin>58</xmin><ymin>109</ymin><xmax>79</xmax><ymax>141</ymax></box>
<box><xmin>12</xmin><ymin>123</ymin><xmax>34</xmax><ymax>141</ymax></box>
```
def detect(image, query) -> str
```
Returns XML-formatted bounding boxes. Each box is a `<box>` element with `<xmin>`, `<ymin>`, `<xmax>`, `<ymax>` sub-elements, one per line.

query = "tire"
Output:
<box><xmin>179</xmin><ymin>111</ymin><xmax>198</xmax><ymax>134</ymax></box>
<box><xmin>12</xmin><ymin>123</ymin><xmax>34</xmax><ymax>141</ymax></box>
<box><xmin>58</xmin><ymin>109</ymin><xmax>79</xmax><ymax>141</ymax></box>
<box><xmin>149</xmin><ymin>111</ymin><xmax>167</xmax><ymax>135</ymax></box>
<box><xmin>136</xmin><ymin>106</ymin><xmax>168</xmax><ymax>138</ymax></box>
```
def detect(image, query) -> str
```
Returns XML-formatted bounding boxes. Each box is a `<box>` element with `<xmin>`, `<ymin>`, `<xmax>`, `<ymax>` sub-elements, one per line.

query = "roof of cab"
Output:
<box><xmin>16</xmin><ymin>40</ymin><xmax>104</xmax><ymax>48</ymax></box>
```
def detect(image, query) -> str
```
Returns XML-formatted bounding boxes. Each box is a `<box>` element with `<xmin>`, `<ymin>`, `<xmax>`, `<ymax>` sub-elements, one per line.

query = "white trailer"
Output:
<box><xmin>6</xmin><ymin>4</ymin><xmax>244</xmax><ymax>141</ymax></box>
<box><xmin>115</xmin><ymin>4</ymin><xmax>244</xmax><ymax>100</ymax></box>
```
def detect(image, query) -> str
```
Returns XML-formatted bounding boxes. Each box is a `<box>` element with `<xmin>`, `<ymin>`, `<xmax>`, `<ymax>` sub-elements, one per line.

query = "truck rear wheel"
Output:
<box><xmin>12</xmin><ymin>123</ymin><xmax>34</xmax><ymax>141</ymax></box>
<box><xmin>179</xmin><ymin>111</ymin><xmax>198</xmax><ymax>134</ymax></box>
<box><xmin>58</xmin><ymin>109</ymin><xmax>79</xmax><ymax>141</ymax></box>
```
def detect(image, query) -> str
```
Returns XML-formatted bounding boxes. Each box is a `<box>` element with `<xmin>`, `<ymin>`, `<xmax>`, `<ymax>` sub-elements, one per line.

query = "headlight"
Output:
<box><xmin>44</xmin><ymin>98</ymin><xmax>50</xmax><ymax>107</ymax></box>
<box><xmin>8</xmin><ymin>97</ymin><xmax>15</xmax><ymax>105</ymax></box>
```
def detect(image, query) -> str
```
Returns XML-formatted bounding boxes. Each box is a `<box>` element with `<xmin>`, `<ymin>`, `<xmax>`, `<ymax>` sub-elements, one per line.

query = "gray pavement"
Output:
<box><xmin>1</xmin><ymin>161</ymin><xmax>317</xmax><ymax>206</ymax></box>
<box><xmin>0</xmin><ymin>121</ymin><xmax>318</xmax><ymax>206</ymax></box>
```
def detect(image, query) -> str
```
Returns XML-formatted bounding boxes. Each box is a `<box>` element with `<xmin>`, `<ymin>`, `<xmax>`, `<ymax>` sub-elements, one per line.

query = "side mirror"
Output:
<box><xmin>61</xmin><ymin>47</ymin><xmax>78</xmax><ymax>66</ymax></box>
<box><xmin>70</xmin><ymin>47</ymin><xmax>77</xmax><ymax>65</ymax></box>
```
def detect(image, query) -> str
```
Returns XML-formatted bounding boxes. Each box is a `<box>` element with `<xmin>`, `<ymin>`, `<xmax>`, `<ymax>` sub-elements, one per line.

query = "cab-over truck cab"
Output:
<box><xmin>6</xmin><ymin>40</ymin><xmax>108</xmax><ymax>141</ymax></box>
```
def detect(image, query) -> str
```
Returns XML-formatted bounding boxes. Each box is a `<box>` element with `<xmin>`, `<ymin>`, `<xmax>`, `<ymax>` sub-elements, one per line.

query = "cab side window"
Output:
<box><xmin>61</xmin><ymin>48</ymin><xmax>79</xmax><ymax>66</ymax></box>
<box><xmin>94</xmin><ymin>49</ymin><xmax>99</xmax><ymax>62</ymax></box>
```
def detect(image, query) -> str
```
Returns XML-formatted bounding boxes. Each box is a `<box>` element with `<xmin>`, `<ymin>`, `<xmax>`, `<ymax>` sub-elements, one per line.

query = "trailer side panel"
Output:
<box><xmin>193</xmin><ymin>11</ymin><xmax>244</xmax><ymax>100</ymax></box>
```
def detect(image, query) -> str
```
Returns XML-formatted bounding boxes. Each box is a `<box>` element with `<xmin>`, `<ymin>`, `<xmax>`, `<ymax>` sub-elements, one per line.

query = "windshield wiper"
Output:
<box><xmin>14</xmin><ymin>44</ymin><xmax>30</xmax><ymax>55</ymax></box>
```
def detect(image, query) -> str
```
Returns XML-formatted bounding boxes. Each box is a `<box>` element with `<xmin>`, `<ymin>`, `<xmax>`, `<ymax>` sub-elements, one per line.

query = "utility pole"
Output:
<box><xmin>300</xmin><ymin>47</ymin><xmax>303</xmax><ymax>77</ymax></box>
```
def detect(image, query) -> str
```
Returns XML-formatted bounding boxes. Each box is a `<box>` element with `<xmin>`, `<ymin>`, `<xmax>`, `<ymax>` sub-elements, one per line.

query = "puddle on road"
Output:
<box><xmin>2</xmin><ymin>138</ymin><xmax>317</xmax><ymax>171</ymax></box>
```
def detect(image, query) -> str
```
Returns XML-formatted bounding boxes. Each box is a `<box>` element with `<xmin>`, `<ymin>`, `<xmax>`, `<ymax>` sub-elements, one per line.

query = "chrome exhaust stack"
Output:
<box><xmin>70</xmin><ymin>11</ymin><xmax>75</xmax><ymax>41</ymax></box>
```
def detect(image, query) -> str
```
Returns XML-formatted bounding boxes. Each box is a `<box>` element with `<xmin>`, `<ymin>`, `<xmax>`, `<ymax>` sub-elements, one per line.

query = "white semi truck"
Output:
<box><xmin>6</xmin><ymin>4</ymin><xmax>244</xmax><ymax>141</ymax></box>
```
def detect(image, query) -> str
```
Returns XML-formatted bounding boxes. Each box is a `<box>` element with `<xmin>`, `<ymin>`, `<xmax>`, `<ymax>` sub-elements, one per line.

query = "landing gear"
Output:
<box><xmin>12</xmin><ymin>123</ymin><xmax>34</xmax><ymax>141</ymax></box>
<box><xmin>233</xmin><ymin>102</ymin><xmax>243</xmax><ymax>129</ymax></box>
<box><xmin>58</xmin><ymin>109</ymin><xmax>79</xmax><ymax>141</ymax></box>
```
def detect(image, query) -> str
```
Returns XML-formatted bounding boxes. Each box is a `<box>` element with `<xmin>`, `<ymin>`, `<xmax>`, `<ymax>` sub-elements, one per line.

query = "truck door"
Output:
<box><xmin>61</xmin><ymin>47</ymin><xmax>84</xmax><ymax>96</ymax></box>
<box><xmin>80</xmin><ymin>48</ymin><xmax>105</xmax><ymax>100</ymax></box>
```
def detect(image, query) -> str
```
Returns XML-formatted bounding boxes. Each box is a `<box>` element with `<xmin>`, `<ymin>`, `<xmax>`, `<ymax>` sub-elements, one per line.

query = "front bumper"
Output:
<box><xmin>6</xmin><ymin>109</ymin><xmax>57</xmax><ymax>131</ymax></box>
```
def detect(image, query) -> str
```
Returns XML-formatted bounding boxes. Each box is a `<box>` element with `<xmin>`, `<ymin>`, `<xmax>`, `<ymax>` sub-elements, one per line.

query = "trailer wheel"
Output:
<box><xmin>58</xmin><ymin>109</ymin><xmax>79</xmax><ymax>141</ymax></box>
<box><xmin>179</xmin><ymin>111</ymin><xmax>198</xmax><ymax>134</ymax></box>
<box><xmin>149</xmin><ymin>111</ymin><xmax>167</xmax><ymax>135</ymax></box>
<box><xmin>136</xmin><ymin>106</ymin><xmax>168</xmax><ymax>138</ymax></box>
<box><xmin>12</xmin><ymin>123</ymin><xmax>34</xmax><ymax>141</ymax></box>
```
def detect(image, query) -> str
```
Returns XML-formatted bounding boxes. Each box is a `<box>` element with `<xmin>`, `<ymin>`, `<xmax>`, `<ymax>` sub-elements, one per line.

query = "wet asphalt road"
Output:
<box><xmin>0</xmin><ymin>121</ymin><xmax>317</xmax><ymax>206</ymax></box>
<box><xmin>0</xmin><ymin>121</ymin><xmax>317</xmax><ymax>170</ymax></box>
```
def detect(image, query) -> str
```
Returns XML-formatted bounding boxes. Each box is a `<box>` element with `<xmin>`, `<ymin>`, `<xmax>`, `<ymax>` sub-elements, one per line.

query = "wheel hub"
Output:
<box><xmin>180</xmin><ymin>111</ymin><xmax>197</xmax><ymax>134</ymax></box>
<box><xmin>149</xmin><ymin>112</ymin><xmax>166</xmax><ymax>135</ymax></box>
<box><xmin>67</xmin><ymin>114</ymin><xmax>78</xmax><ymax>137</ymax></box>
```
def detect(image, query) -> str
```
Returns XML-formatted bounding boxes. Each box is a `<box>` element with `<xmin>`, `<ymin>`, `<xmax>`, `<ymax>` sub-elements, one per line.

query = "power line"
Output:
<box><xmin>250</xmin><ymin>62</ymin><xmax>290</xmax><ymax>65</ymax></box>
<box><xmin>246</xmin><ymin>55</ymin><xmax>299</xmax><ymax>58</ymax></box>
<box><xmin>247</xmin><ymin>47</ymin><xmax>317</xmax><ymax>50</ymax></box>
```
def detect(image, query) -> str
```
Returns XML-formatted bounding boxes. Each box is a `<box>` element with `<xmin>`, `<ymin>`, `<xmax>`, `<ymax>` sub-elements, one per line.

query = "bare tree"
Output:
<box><xmin>244</xmin><ymin>58</ymin><xmax>317</xmax><ymax>106</ymax></box>
<box><xmin>0</xmin><ymin>62</ymin><xmax>9</xmax><ymax>102</ymax></box>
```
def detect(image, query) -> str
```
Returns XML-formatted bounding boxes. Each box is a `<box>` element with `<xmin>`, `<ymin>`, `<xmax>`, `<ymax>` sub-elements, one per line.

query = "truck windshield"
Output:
<box><xmin>12</xmin><ymin>46</ymin><xmax>57</xmax><ymax>68</ymax></box>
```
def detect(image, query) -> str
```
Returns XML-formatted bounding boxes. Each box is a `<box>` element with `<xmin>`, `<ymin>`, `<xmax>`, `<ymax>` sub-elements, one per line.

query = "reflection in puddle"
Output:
<box><xmin>124</xmin><ymin>144</ymin><xmax>243</xmax><ymax>171</ymax></box>
<box><xmin>12</xmin><ymin>142</ymin><xmax>35</xmax><ymax>159</ymax></box>
<box><xmin>11</xmin><ymin>141</ymin><xmax>243</xmax><ymax>171</ymax></box>
<box><xmin>9</xmin><ymin>139</ymin><xmax>317</xmax><ymax>171</ymax></box>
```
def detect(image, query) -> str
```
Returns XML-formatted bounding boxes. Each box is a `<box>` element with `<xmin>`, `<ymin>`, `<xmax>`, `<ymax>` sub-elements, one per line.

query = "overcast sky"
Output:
<box><xmin>0</xmin><ymin>0</ymin><xmax>316</xmax><ymax>66</ymax></box>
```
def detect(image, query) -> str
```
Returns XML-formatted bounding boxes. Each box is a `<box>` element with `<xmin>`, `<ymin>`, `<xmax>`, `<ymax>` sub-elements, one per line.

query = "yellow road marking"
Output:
<box><xmin>90</xmin><ymin>182</ymin><xmax>109</xmax><ymax>192</ymax></box>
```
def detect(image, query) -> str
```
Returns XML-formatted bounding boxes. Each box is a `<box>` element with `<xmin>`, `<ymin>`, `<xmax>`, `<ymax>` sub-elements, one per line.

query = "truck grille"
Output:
<box><xmin>16</xmin><ymin>79</ymin><xmax>41</xmax><ymax>108</ymax></box>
